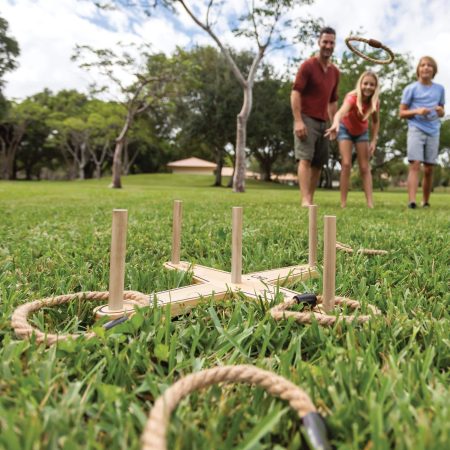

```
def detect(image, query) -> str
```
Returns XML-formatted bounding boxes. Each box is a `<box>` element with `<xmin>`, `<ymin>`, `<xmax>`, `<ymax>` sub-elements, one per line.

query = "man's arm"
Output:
<box><xmin>291</xmin><ymin>90</ymin><xmax>307</xmax><ymax>139</ymax></box>
<box><xmin>328</xmin><ymin>101</ymin><xmax>338</xmax><ymax>122</ymax></box>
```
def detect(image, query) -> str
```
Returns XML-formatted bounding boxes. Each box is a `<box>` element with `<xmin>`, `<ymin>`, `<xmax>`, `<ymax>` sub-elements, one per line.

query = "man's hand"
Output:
<box><xmin>294</xmin><ymin>120</ymin><xmax>308</xmax><ymax>140</ymax></box>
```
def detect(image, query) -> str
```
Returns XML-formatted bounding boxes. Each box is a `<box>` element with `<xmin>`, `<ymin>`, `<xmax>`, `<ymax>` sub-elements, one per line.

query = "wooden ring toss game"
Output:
<box><xmin>345</xmin><ymin>36</ymin><xmax>394</xmax><ymax>64</ymax></box>
<box><xmin>142</xmin><ymin>365</ymin><xmax>331</xmax><ymax>450</ymax></box>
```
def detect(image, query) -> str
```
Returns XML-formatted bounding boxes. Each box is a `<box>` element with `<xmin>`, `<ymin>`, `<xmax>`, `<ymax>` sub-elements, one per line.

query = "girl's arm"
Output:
<box><xmin>369</xmin><ymin>110</ymin><xmax>380</xmax><ymax>156</ymax></box>
<box><xmin>324</xmin><ymin>101</ymin><xmax>352</xmax><ymax>139</ymax></box>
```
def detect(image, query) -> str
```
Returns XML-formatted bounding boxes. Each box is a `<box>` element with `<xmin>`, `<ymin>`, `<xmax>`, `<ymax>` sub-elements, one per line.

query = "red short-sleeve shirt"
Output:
<box><xmin>341</xmin><ymin>93</ymin><xmax>379</xmax><ymax>136</ymax></box>
<box><xmin>292</xmin><ymin>57</ymin><xmax>340</xmax><ymax>122</ymax></box>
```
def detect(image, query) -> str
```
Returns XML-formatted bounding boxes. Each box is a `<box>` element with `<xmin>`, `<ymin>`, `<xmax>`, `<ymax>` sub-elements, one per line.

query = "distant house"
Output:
<box><xmin>167</xmin><ymin>157</ymin><xmax>217</xmax><ymax>175</ymax></box>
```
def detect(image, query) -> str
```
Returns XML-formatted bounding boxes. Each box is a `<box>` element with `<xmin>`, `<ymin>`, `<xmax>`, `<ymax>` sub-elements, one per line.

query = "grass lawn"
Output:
<box><xmin>0</xmin><ymin>174</ymin><xmax>449</xmax><ymax>450</ymax></box>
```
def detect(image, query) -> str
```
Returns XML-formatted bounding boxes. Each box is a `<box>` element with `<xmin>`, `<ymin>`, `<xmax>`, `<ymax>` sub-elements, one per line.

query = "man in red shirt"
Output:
<box><xmin>291</xmin><ymin>27</ymin><xmax>340</xmax><ymax>206</ymax></box>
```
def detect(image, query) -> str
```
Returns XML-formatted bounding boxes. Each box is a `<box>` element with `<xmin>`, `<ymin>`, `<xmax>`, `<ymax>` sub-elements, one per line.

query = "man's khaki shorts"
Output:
<box><xmin>294</xmin><ymin>114</ymin><xmax>329</xmax><ymax>168</ymax></box>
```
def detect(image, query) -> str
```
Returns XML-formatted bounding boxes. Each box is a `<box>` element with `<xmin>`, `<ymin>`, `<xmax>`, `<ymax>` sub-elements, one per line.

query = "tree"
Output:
<box><xmin>247</xmin><ymin>67</ymin><xmax>293</xmax><ymax>181</ymax></box>
<box><xmin>0</xmin><ymin>15</ymin><xmax>20</xmax><ymax>120</ymax></box>
<box><xmin>173</xmin><ymin>46</ymin><xmax>249</xmax><ymax>186</ymax></box>
<box><xmin>0</xmin><ymin>99</ymin><xmax>48</xmax><ymax>179</ymax></box>
<box><xmin>73</xmin><ymin>44</ymin><xmax>186</xmax><ymax>188</ymax></box>
<box><xmin>99</xmin><ymin>0</ymin><xmax>320</xmax><ymax>192</ymax></box>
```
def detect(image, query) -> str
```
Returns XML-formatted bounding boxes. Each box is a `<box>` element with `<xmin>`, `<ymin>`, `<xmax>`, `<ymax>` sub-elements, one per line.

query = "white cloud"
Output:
<box><xmin>2</xmin><ymin>0</ymin><xmax>450</xmax><ymax>100</ymax></box>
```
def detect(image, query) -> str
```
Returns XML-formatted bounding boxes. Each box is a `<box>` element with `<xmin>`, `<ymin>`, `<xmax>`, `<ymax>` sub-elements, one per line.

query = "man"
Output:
<box><xmin>399</xmin><ymin>56</ymin><xmax>445</xmax><ymax>209</ymax></box>
<box><xmin>291</xmin><ymin>27</ymin><xmax>340</xmax><ymax>206</ymax></box>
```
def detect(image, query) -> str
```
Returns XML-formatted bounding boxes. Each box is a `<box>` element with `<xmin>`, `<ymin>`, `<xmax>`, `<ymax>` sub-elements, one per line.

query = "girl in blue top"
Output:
<box><xmin>400</xmin><ymin>56</ymin><xmax>445</xmax><ymax>208</ymax></box>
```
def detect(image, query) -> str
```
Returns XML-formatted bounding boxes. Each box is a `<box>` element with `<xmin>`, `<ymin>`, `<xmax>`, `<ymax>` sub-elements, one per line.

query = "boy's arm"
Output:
<box><xmin>399</xmin><ymin>103</ymin><xmax>430</xmax><ymax>119</ymax></box>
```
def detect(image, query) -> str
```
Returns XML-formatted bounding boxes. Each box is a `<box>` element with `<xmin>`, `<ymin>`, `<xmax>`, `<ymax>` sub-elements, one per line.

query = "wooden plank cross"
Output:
<box><xmin>149</xmin><ymin>202</ymin><xmax>319</xmax><ymax>316</ymax></box>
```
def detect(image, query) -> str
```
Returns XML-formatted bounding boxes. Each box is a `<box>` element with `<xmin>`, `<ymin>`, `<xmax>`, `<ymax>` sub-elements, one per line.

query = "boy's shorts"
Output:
<box><xmin>337</xmin><ymin>122</ymin><xmax>369</xmax><ymax>143</ymax></box>
<box><xmin>294</xmin><ymin>114</ymin><xmax>329</xmax><ymax>168</ymax></box>
<box><xmin>407</xmin><ymin>126</ymin><xmax>439</xmax><ymax>164</ymax></box>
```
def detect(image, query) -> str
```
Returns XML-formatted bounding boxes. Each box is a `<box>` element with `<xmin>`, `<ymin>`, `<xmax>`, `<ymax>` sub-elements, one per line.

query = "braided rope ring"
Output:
<box><xmin>270</xmin><ymin>295</ymin><xmax>381</xmax><ymax>325</ymax></box>
<box><xmin>11</xmin><ymin>290</ymin><xmax>148</xmax><ymax>346</ymax></box>
<box><xmin>336</xmin><ymin>241</ymin><xmax>388</xmax><ymax>256</ymax></box>
<box><xmin>345</xmin><ymin>36</ymin><xmax>394</xmax><ymax>65</ymax></box>
<box><xmin>142</xmin><ymin>364</ymin><xmax>318</xmax><ymax>450</ymax></box>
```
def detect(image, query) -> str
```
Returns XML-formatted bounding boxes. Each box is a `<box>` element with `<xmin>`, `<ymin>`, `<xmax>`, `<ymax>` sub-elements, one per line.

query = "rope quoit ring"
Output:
<box><xmin>142</xmin><ymin>364</ymin><xmax>330</xmax><ymax>450</ymax></box>
<box><xmin>270</xmin><ymin>295</ymin><xmax>381</xmax><ymax>326</ymax></box>
<box><xmin>336</xmin><ymin>241</ymin><xmax>388</xmax><ymax>256</ymax></box>
<box><xmin>345</xmin><ymin>36</ymin><xmax>394</xmax><ymax>65</ymax></box>
<box><xmin>11</xmin><ymin>290</ymin><xmax>148</xmax><ymax>346</ymax></box>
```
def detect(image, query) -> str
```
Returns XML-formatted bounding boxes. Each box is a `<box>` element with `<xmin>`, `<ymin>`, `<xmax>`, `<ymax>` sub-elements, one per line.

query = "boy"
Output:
<box><xmin>399</xmin><ymin>56</ymin><xmax>445</xmax><ymax>208</ymax></box>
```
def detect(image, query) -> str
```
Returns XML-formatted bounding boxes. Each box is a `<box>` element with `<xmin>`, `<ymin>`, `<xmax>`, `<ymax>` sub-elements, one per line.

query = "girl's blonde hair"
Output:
<box><xmin>354</xmin><ymin>71</ymin><xmax>380</xmax><ymax>120</ymax></box>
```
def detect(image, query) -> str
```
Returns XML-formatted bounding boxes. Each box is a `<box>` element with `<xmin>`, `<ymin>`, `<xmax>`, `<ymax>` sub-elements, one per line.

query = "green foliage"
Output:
<box><xmin>0</xmin><ymin>15</ymin><xmax>20</xmax><ymax>90</ymax></box>
<box><xmin>0</xmin><ymin>176</ymin><xmax>449</xmax><ymax>449</ymax></box>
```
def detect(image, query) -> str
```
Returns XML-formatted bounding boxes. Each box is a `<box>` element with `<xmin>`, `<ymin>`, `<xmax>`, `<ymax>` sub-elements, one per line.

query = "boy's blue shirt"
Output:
<box><xmin>401</xmin><ymin>81</ymin><xmax>445</xmax><ymax>136</ymax></box>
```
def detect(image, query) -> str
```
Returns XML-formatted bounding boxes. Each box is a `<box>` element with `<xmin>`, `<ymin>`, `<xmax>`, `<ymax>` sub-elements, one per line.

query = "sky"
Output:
<box><xmin>2</xmin><ymin>0</ymin><xmax>450</xmax><ymax>102</ymax></box>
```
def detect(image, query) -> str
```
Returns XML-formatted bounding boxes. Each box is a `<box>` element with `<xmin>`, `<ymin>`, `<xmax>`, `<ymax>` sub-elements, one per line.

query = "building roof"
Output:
<box><xmin>167</xmin><ymin>157</ymin><xmax>217</xmax><ymax>168</ymax></box>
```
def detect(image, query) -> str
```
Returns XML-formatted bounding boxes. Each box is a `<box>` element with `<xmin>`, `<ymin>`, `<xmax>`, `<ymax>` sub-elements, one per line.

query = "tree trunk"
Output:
<box><xmin>213</xmin><ymin>150</ymin><xmax>223</xmax><ymax>186</ymax></box>
<box><xmin>111</xmin><ymin>139</ymin><xmax>124</xmax><ymax>188</ymax></box>
<box><xmin>260</xmin><ymin>161</ymin><xmax>272</xmax><ymax>182</ymax></box>
<box><xmin>94</xmin><ymin>164</ymin><xmax>102</xmax><ymax>179</ymax></box>
<box><xmin>233</xmin><ymin>85</ymin><xmax>252</xmax><ymax>193</ymax></box>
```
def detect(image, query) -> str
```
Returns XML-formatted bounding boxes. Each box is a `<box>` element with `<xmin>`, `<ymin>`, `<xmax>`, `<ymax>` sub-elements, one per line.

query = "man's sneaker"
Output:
<box><xmin>408</xmin><ymin>202</ymin><xmax>417</xmax><ymax>209</ymax></box>
<box><xmin>422</xmin><ymin>202</ymin><xmax>430</xmax><ymax>208</ymax></box>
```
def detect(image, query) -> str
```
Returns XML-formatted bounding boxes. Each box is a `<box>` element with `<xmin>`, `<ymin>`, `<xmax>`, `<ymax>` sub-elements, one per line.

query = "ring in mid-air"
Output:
<box><xmin>345</xmin><ymin>36</ymin><xmax>395</xmax><ymax>64</ymax></box>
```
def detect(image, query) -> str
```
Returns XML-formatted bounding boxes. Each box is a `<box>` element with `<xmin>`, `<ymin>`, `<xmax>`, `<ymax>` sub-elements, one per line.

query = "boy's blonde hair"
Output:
<box><xmin>354</xmin><ymin>71</ymin><xmax>380</xmax><ymax>120</ymax></box>
<box><xmin>416</xmin><ymin>56</ymin><xmax>438</xmax><ymax>79</ymax></box>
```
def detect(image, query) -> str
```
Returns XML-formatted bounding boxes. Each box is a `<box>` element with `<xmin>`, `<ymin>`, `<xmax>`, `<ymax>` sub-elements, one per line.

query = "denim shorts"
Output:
<box><xmin>337</xmin><ymin>122</ymin><xmax>369</xmax><ymax>143</ymax></box>
<box><xmin>407</xmin><ymin>126</ymin><xmax>439</xmax><ymax>164</ymax></box>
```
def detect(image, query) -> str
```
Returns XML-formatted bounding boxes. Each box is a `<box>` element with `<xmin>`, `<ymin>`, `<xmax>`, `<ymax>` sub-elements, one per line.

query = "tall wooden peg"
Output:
<box><xmin>231</xmin><ymin>207</ymin><xmax>243</xmax><ymax>284</ymax></box>
<box><xmin>308</xmin><ymin>205</ymin><xmax>318</xmax><ymax>267</ymax></box>
<box><xmin>323</xmin><ymin>215</ymin><xmax>336</xmax><ymax>312</ymax></box>
<box><xmin>94</xmin><ymin>209</ymin><xmax>135</xmax><ymax>320</ymax></box>
<box><xmin>171</xmin><ymin>200</ymin><xmax>183</xmax><ymax>265</ymax></box>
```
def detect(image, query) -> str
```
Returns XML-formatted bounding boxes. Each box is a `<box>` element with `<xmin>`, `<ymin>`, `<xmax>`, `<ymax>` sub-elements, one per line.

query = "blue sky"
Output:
<box><xmin>3</xmin><ymin>0</ymin><xmax>450</xmax><ymax>100</ymax></box>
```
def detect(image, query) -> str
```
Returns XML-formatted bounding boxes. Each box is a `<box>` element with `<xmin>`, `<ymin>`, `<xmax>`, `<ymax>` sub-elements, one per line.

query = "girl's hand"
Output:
<box><xmin>324</xmin><ymin>123</ymin><xmax>339</xmax><ymax>140</ymax></box>
<box><xmin>369</xmin><ymin>141</ymin><xmax>376</xmax><ymax>157</ymax></box>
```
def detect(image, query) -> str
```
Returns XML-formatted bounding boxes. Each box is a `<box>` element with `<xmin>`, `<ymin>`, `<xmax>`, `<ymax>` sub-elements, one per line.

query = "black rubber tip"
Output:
<box><xmin>103</xmin><ymin>315</ymin><xmax>129</xmax><ymax>330</ymax></box>
<box><xmin>293</xmin><ymin>293</ymin><xmax>317</xmax><ymax>307</ymax></box>
<box><xmin>302</xmin><ymin>412</ymin><xmax>331</xmax><ymax>450</ymax></box>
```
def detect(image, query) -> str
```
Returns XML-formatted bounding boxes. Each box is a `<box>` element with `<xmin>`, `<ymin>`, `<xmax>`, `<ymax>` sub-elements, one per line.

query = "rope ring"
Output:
<box><xmin>141</xmin><ymin>365</ymin><xmax>319</xmax><ymax>450</ymax></box>
<box><xmin>11</xmin><ymin>290</ymin><xmax>148</xmax><ymax>346</ymax></box>
<box><xmin>270</xmin><ymin>295</ymin><xmax>381</xmax><ymax>326</ymax></box>
<box><xmin>345</xmin><ymin>36</ymin><xmax>394</xmax><ymax>65</ymax></box>
<box><xmin>336</xmin><ymin>241</ymin><xmax>388</xmax><ymax>256</ymax></box>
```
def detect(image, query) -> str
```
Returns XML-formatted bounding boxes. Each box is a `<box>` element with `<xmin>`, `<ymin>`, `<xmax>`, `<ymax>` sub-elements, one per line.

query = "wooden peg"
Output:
<box><xmin>94</xmin><ymin>209</ymin><xmax>134</xmax><ymax>320</ymax></box>
<box><xmin>231</xmin><ymin>207</ymin><xmax>243</xmax><ymax>284</ymax></box>
<box><xmin>323</xmin><ymin>215</ymin><xmax>336</xmax><ymax>312</ymax></box>
<box><xmin>308</xmin><ymin>205</ymin><xmax>318</xmax><ymax>267</ymax></box>
<box><xmin>171</xmin><ymin>200</ymin><xmax>183</xmax><ymax>264</ymax></box>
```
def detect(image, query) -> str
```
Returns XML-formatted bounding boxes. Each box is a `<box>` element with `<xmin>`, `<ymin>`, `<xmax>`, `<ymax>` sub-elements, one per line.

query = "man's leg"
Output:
<box><xmin>422</xmin><ymin>163</ymin><xmax>433</xmax><ymax>204</ymax></box>
<box><xmin>298</xmin><ymin>159</ymin><xmax>314</xmax><ymax>206</ymax></box>
<box><xmin>308</xmin><ymin>166</ymin><xmax>322</xmax><ymax>204</ymax></box>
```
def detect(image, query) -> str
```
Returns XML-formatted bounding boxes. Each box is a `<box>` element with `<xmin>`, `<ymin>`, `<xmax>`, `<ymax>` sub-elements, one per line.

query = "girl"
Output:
<box><xmin>325</xmin><ymin>71</ymin><xmax>380</xmax><ymax>208</ymax></box>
